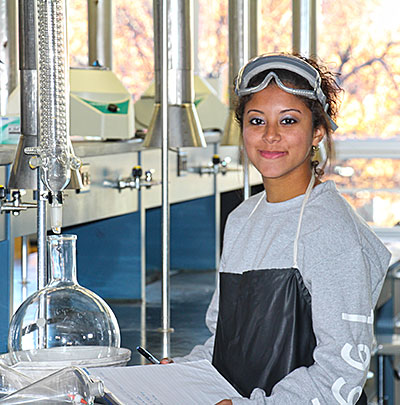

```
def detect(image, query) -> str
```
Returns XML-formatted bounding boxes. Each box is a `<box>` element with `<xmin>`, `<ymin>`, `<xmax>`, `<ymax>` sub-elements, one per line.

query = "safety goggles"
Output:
<box><xmin>235</xmin><ymin>54</ymin><xmax>338</xmax><ymax>131</ymax></box>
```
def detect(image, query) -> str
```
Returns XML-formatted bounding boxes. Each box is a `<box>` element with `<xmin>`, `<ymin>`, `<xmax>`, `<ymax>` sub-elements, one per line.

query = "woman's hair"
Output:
<box><xmin>234</xmin><ymin>53</ymin><xmax>343</xmax><ymax>175</ymax></box>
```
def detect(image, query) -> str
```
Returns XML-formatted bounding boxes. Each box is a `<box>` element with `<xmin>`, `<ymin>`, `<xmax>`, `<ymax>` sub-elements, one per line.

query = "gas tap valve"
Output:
<box><xmin>104</xmin><ymin>166</ymin><xmax>160</xmax><ymax>191</ymax></box>
<box><xmin>189</xmin><ymin>155</ymin><xmax>231</xmax><ymax>176</ymax></box>
<box><xmin>0</xmin><ymin>186</ymin><xmax>37</xmax><ymax>216</ymax></box>
<box><xmin>131</xmin><ymin>166</ymin><xmax>143</xmax><ymax>190</ymax></box>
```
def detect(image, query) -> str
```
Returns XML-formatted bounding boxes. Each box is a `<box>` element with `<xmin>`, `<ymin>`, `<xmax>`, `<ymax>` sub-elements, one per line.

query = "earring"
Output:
<box><xmin>312</xmin><ymin>145</ymin><xmax>319</xmax><ymax>152</ymax></box>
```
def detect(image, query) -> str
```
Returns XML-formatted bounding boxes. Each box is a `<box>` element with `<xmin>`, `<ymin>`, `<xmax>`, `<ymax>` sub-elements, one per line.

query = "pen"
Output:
<box><xmin>136</xmin><ymin>346</ymin><xmax>161</xmax><ymax>364</ymax></box>
<box><xmin>103</xmin><ymin>389</ymin><xmax>124</xmax><ymax>405</ymax></box>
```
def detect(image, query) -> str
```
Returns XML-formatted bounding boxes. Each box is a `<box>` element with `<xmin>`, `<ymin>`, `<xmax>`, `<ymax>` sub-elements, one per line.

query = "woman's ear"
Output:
<box><xmin>312</xmin><ymin>125</ymin><xmax>326</xmax><ymax>147</ymax></box>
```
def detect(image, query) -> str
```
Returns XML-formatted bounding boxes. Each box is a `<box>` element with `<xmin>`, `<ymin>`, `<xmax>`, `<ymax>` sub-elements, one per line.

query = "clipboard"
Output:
<box><xmin>89</xmin><ymin>359</ymin><xmax>241</xmax><ymax>405</ymax></box>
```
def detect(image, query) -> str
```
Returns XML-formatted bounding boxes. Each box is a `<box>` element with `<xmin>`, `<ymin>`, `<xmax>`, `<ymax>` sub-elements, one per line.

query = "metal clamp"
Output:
<box><xmin>0</xmin><ymin>187</ymin><xmax>37</xmax><ymax>216</ymax></box>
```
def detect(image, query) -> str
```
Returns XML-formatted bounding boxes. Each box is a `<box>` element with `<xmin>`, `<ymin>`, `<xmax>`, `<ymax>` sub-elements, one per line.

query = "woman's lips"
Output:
<box><xmin>259</xmin><ymin>150</ymin><xmax>287</xmax><ymax>159</ymax></box>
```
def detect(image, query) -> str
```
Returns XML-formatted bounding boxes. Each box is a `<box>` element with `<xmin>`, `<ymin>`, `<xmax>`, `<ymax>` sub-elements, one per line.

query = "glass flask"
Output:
<box><xmin>8</xmin><ymin>234</ymin><xmax>121</xmax><ymax>364</ymax></box>
<box><xmin>0</xmin><ymin>360</ymin><xmax>33</xmax><ymax>397</ymax></box>
<box><xmin>0</xmin><ymin>366</ymin><xmax>103</xmax><ymax>404</ymax></box>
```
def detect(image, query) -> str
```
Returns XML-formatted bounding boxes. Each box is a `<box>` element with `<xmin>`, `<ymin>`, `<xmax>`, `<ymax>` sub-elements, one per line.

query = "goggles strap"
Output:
<box><xmin>236</xmin><ymin>71</ymin><xmax>337</xmax><ymax>131</ymax></box>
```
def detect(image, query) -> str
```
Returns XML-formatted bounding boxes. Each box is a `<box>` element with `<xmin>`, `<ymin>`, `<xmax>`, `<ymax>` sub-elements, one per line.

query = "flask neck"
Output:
<box><xmin>47</xmin><ymin>235</ymin><xmax>78</xmax><ymax>286</ymax></box>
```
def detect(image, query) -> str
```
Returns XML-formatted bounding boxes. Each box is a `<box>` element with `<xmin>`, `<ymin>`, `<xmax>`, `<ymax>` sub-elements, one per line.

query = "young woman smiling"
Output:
<box><xmin>172</xmin><ymin>54</ymin><xmax>391</xmax><ymax>405</ymax></box>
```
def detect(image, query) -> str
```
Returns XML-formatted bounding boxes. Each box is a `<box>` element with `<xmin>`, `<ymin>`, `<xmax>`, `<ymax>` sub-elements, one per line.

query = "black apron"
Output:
<box><xmin>212</xmin><ymin>176</ymin><xmax>367</xmax><ymax>404</ymax></box>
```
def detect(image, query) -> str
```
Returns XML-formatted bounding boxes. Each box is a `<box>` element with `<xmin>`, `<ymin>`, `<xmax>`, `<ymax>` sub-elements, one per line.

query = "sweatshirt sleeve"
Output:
<box><xmin>230</xmin><ymin>245</ymin><xmax>390</xmax><ymax>405</ymax></box>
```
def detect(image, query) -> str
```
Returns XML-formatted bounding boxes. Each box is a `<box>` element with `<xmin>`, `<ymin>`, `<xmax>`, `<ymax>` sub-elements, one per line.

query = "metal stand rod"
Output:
<box><xmin>88</xmin><ymin>0</ymin><xmax>113</xmax><ymax>69</ymax></box>
<box><xmin>139</xmin><ymin>152</ymin><xmax>147</xmax><ymax>364</ymax></box>
<box><xmin>378</xmin><ymin>354</ymin><xmax>384</xmax><ymax>405</ymax></box>
<box><xmin>214</xmin><ymin>143</ymin><xmax>221</xmax><ymax>274</ymax></box>
<box><xmin>21</xmin><ymin>235</ymin><xmax>28</xmax><ymax>301</ymax></box>
<box><xmin>243</xmin><ymin>148</ymin><xmax>250</xmax><ymax>200</ymax></box>
<box><xmin>160</xmin><ymin>0</ymin><xmax>171</xmax><ymax>359</ymax></box>
<box><xmin>292</xmin><ymin>0</ymin><xmax>317</xmax><ymax>57</ymax></box>
<box><xmin>248</xmin><ymin>0</ymin><xmax>259</xmax><ymax>59</ymax></box>
<box><xmin>37</xmin><ymin>175</ymin><xmax>47</xmax><ymax>288</ymax></box>
<box><xmin>5</xmin><ymin>166</ymin><xmax>13</xmax><ymax>320</ymax></box>
<box><xmin>37</xmin><ymin>175</ymin><xmax>47</xmax><ymax>349</ymax></box>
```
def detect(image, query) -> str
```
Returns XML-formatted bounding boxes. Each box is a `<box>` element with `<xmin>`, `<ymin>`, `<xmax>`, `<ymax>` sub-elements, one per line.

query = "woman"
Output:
<box><xmin>173</xmin><ymin>53</ymin><xmax>391</xmax><ymax>404</ymax></box>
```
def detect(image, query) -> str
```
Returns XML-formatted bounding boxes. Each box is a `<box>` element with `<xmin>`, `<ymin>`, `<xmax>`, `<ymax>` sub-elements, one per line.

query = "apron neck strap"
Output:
<box><xmin>248</xmin><ymin>173</ymin><xmax>316</xmax><ymax>269</ymax></box>
<box><xmin>293</xmin><ymin>173</ymin><xmax>315</xmax><ymax>269</ymax></box>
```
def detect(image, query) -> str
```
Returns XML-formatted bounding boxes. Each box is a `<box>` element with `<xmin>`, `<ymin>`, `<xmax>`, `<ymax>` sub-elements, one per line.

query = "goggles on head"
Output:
<box><xmin>235</xmin><ymin>54</ymin><xmax>338</xmax><ymax>131</ymax></box>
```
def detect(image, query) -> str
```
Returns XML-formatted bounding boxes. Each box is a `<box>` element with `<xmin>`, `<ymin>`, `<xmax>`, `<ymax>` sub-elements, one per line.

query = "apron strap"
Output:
<box><xmin>248</xmin><ymin>191</ymin><xmax>266</xmax><ymax>219</ymax></box>
<box><xmin>293</xmin><ymin>174</ymin><xmax>315</xmax><ymax>268</ymax></box>
<box><xmin>248</xmin><ymin>173</ymin><xmax>316</xmax><ymax>269</ymax></box>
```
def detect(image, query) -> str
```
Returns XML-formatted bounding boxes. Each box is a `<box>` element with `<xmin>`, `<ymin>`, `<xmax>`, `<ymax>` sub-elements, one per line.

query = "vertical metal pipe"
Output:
<box><xmin>221</xmin><ymin>0</ymin><xmax>250</xmax><ymax>197</ymax></box>
<box><xmin>7</xmin><ymin>0</ymin><xmax>18</xmax><ymax>96</ymax></box>
<box><xmin>221</xmin><ymin>0</ymin><xmax>250</xmax><ymax>214</ymax></box>
<box><xmin>37</xmin><ymin>178</ymin><xmax>47</xmax><ymax>349</ymax></box>
<box><xmin>0</xmin><ymin>0</ymin><xmax>7</xmax><ymax>116</ymax></box>
<box><xmin>292</xmin><ymin>0</ymin><xmax>317</xmax><ymax>57</ymax></box>
<box><xmin>6</xmin><ymin>166</ymin><xmax>13</xmax><ymax>319</ymax></box>
<box><xmin>8</xmin><ymin>0</ymin><xmax>39</xmax><ymax>191</ymax></box>
<box><xmin>243</xmin><ymin>151</ymin><xmax>250</xmax><ymax>200</ymax></box>
<box><xmin>248</xmin><ymin>0</ymin><xmax>259</xmax><ymax>59</ymax></box>
<box><xmin>160</xmin><ymin>0</ymin><xmax>171</xmax><ymax>359</ymax></box>
<box><xmin>214</xmin><ymin>143</ymin><xmax>221</xmax><ymax>274</ymax></box>
<box><xmin>145</xmin><ymin>0</ymin><xmax>205</xmax><ymax>148</ymax></box>
<box><xmin>243</xmin><ymin>0</ymin><xmax>259</xmax><ymax>200</ymax></box>
<box><xmin>0</xmin><ymin>0</ymin><xmax>18</xmax><ymax>115</ymax></box>
<box><xmin>21</xmin><ymin>235</ymin><xmax>28</xmax><ymax>301</ymax></box>
<box><xmin>18</xmin><ymin>0</ymin><xmax>37</xmax><ymax>141</ymax></box>
<box><xmin>16</xmin><ymin>0</ymin><xmax>47</xmax><ymax>289</ymax></box>
<box><xmin>193</xmin><ymin>0</ymin><xmax>200</xmax><ymax>76</ymax></box>
<box><xmin>37</xmin><ymin>180</ymin><xmax>47</xmax><ymax>290</ymax></box>
<box><xmin>228</xmin><ymin>0</ymin><xmax>249</xmax><ymax>113</ymax></box>
<box><xmin>378</xmin><ymin>354</ymin><xmax>384</xmax><ymax>405</ymax></box>
<box><xmin>138</xmin><ymin>151</ymin><xmax>147</xmax><ymax>364</ymax></box>
<box><xmin>88</xmin><ymin>0</ymin><xmax>113</xmax><ymax>69</ymax></box>
<box><xmin>230</xmin><ymin>0</ymin><xmax>251</xmax><ymax>200</ymax></box>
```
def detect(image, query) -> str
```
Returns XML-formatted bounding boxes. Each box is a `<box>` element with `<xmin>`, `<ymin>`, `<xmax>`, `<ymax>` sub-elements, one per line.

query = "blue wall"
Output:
<box><xmin>146</xmin><ymin>196</ymin><xmax>216</xmax><ymax>278</ymax></box>
<box><xmin>71</xmin><ymin>196</ymin><xmax>216</xmax><ymax>299</ymax></box>
<box><xmin>69</xmin><ymin>211</ymin><xmax>141</xmax><ymax>300</ymax></box>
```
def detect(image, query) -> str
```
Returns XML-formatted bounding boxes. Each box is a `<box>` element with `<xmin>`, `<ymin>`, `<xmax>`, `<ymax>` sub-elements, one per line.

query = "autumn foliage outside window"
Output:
<box><xmin>68</xmin><ymin>0</ymin><xmax>400</xmax><ymax>227</ymax></box>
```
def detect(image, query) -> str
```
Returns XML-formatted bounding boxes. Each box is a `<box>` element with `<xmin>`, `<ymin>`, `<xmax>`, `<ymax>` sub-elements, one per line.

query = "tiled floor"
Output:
<box><xmin>109</xmin><ymin>269</ymin><xmax>216</xmax><ymax>366</ymax></box>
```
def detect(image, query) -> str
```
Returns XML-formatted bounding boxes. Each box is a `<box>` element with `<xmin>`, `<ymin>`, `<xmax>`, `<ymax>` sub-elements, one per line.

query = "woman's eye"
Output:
<box><xmin>281</xmin><ymin>117</ymin><xmax>297</xmax><ymax>125</ymax></box>
<box><xmin>249</xmin><ymin>117</ymin><xmax>264</xmax><ymax>125</ymax></box>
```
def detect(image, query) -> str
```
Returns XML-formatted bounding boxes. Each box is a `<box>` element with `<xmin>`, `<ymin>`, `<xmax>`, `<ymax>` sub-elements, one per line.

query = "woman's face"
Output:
<box><xmin>242</xmin><ymin>83</ymin><xmax>323</xmax><ymax>184</ymax></box>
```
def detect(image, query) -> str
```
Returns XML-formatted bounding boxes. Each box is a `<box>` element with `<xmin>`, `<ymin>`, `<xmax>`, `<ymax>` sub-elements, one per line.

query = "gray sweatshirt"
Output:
<box><xmin>174</xmin><ymin>180</ymin><xmax>391</xmax><ymax>404</ymax></box>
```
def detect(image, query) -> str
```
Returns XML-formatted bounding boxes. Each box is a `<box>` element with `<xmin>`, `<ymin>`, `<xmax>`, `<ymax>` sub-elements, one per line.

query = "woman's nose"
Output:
<box><xmin>262</xmin><ymin>124</ymin><xmax>280</xmax><ymax>143</ymax></box>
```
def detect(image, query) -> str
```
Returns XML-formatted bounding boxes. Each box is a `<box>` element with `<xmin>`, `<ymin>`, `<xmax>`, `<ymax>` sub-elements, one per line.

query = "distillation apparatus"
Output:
<box><xmin>25</xmin><ymin>0</ymin><xmax>80</xmax><ymax>234</ymax></box>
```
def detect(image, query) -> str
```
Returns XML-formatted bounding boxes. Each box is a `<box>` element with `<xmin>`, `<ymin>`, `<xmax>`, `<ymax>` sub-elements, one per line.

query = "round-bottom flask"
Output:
<box><xmin>0</xmin><ymin>366</ymin><xmax>103</xmax><ymax>405</ymax></box>
<box><xmin>8</xmin><ymin>234</ymin><xmax>121</xmax><ymax>364</ymax></box>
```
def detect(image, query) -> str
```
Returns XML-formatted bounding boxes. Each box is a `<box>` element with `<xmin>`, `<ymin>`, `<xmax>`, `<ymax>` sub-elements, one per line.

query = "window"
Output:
<box><xmin>319</xmin><ymin>0</ymin><xmax>400</xmax><ymax>233</ymax></box>
<box><xmin>68</xmin><ymin>1</ymin><xmax>88</xmax><ymax>67</ymax></box>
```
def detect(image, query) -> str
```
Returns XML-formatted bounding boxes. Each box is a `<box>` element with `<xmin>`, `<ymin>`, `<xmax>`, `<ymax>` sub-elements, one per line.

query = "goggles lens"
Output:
<box><xmin>235</xmin><ymin>54</ymin><xmax>338</xmax><ymax>131</ymax></box>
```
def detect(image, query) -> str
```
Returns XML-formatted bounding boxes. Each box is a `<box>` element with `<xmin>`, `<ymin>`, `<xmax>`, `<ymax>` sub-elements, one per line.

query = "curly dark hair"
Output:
<box><xmin>234</xmin><ymin>53</ymin><xmax>343</xmax><ymax>173</ymax></box>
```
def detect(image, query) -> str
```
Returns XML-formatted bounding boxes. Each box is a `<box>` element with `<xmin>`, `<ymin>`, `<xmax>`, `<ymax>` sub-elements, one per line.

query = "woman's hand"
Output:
<box><xmin>215</xmin><ymin>400</ymin><xmax>233</xmax><ymax>405</ymax></box>
<box><xmin>160</xmin><ymin>358</ymin><xmax>174</xmax><ymax>364</ymax></box>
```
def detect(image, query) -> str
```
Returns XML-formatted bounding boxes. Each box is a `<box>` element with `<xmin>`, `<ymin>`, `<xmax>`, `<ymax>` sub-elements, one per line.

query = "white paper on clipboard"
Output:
<box><xmin>90</xmin><ymin>359</ymin><xmax>241</xmax><ymax>405</ymax></box>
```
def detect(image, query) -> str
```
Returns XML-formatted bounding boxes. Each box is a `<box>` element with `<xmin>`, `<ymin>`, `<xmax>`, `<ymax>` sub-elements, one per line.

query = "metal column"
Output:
<box><xmin>160</xmin><ymin>0</ymin><xmax>171</xmax><ymax>359</ymax></box>
<box><xmin>0</xmin><ymin>0</ymin><xmax>18</xmax><ymax>115</ymax></box>
<box><xmin>222</xmin><ymin>0</ymin><xmax>250</xmax><ymax>199</ymax></box>
<box><xmin>292</xmin><ymin>0</ymin><xmax>317</xmax><ymax>57</ymax></box>
<box><xmin>249</xmin><ymin>0</ymin><xmax>259</xmax><ymax>59</ymax></box>
<box><xmin>88</xmin><ymin>0</ymin><xmax>113</xmax><ymax>69</ymax></box>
